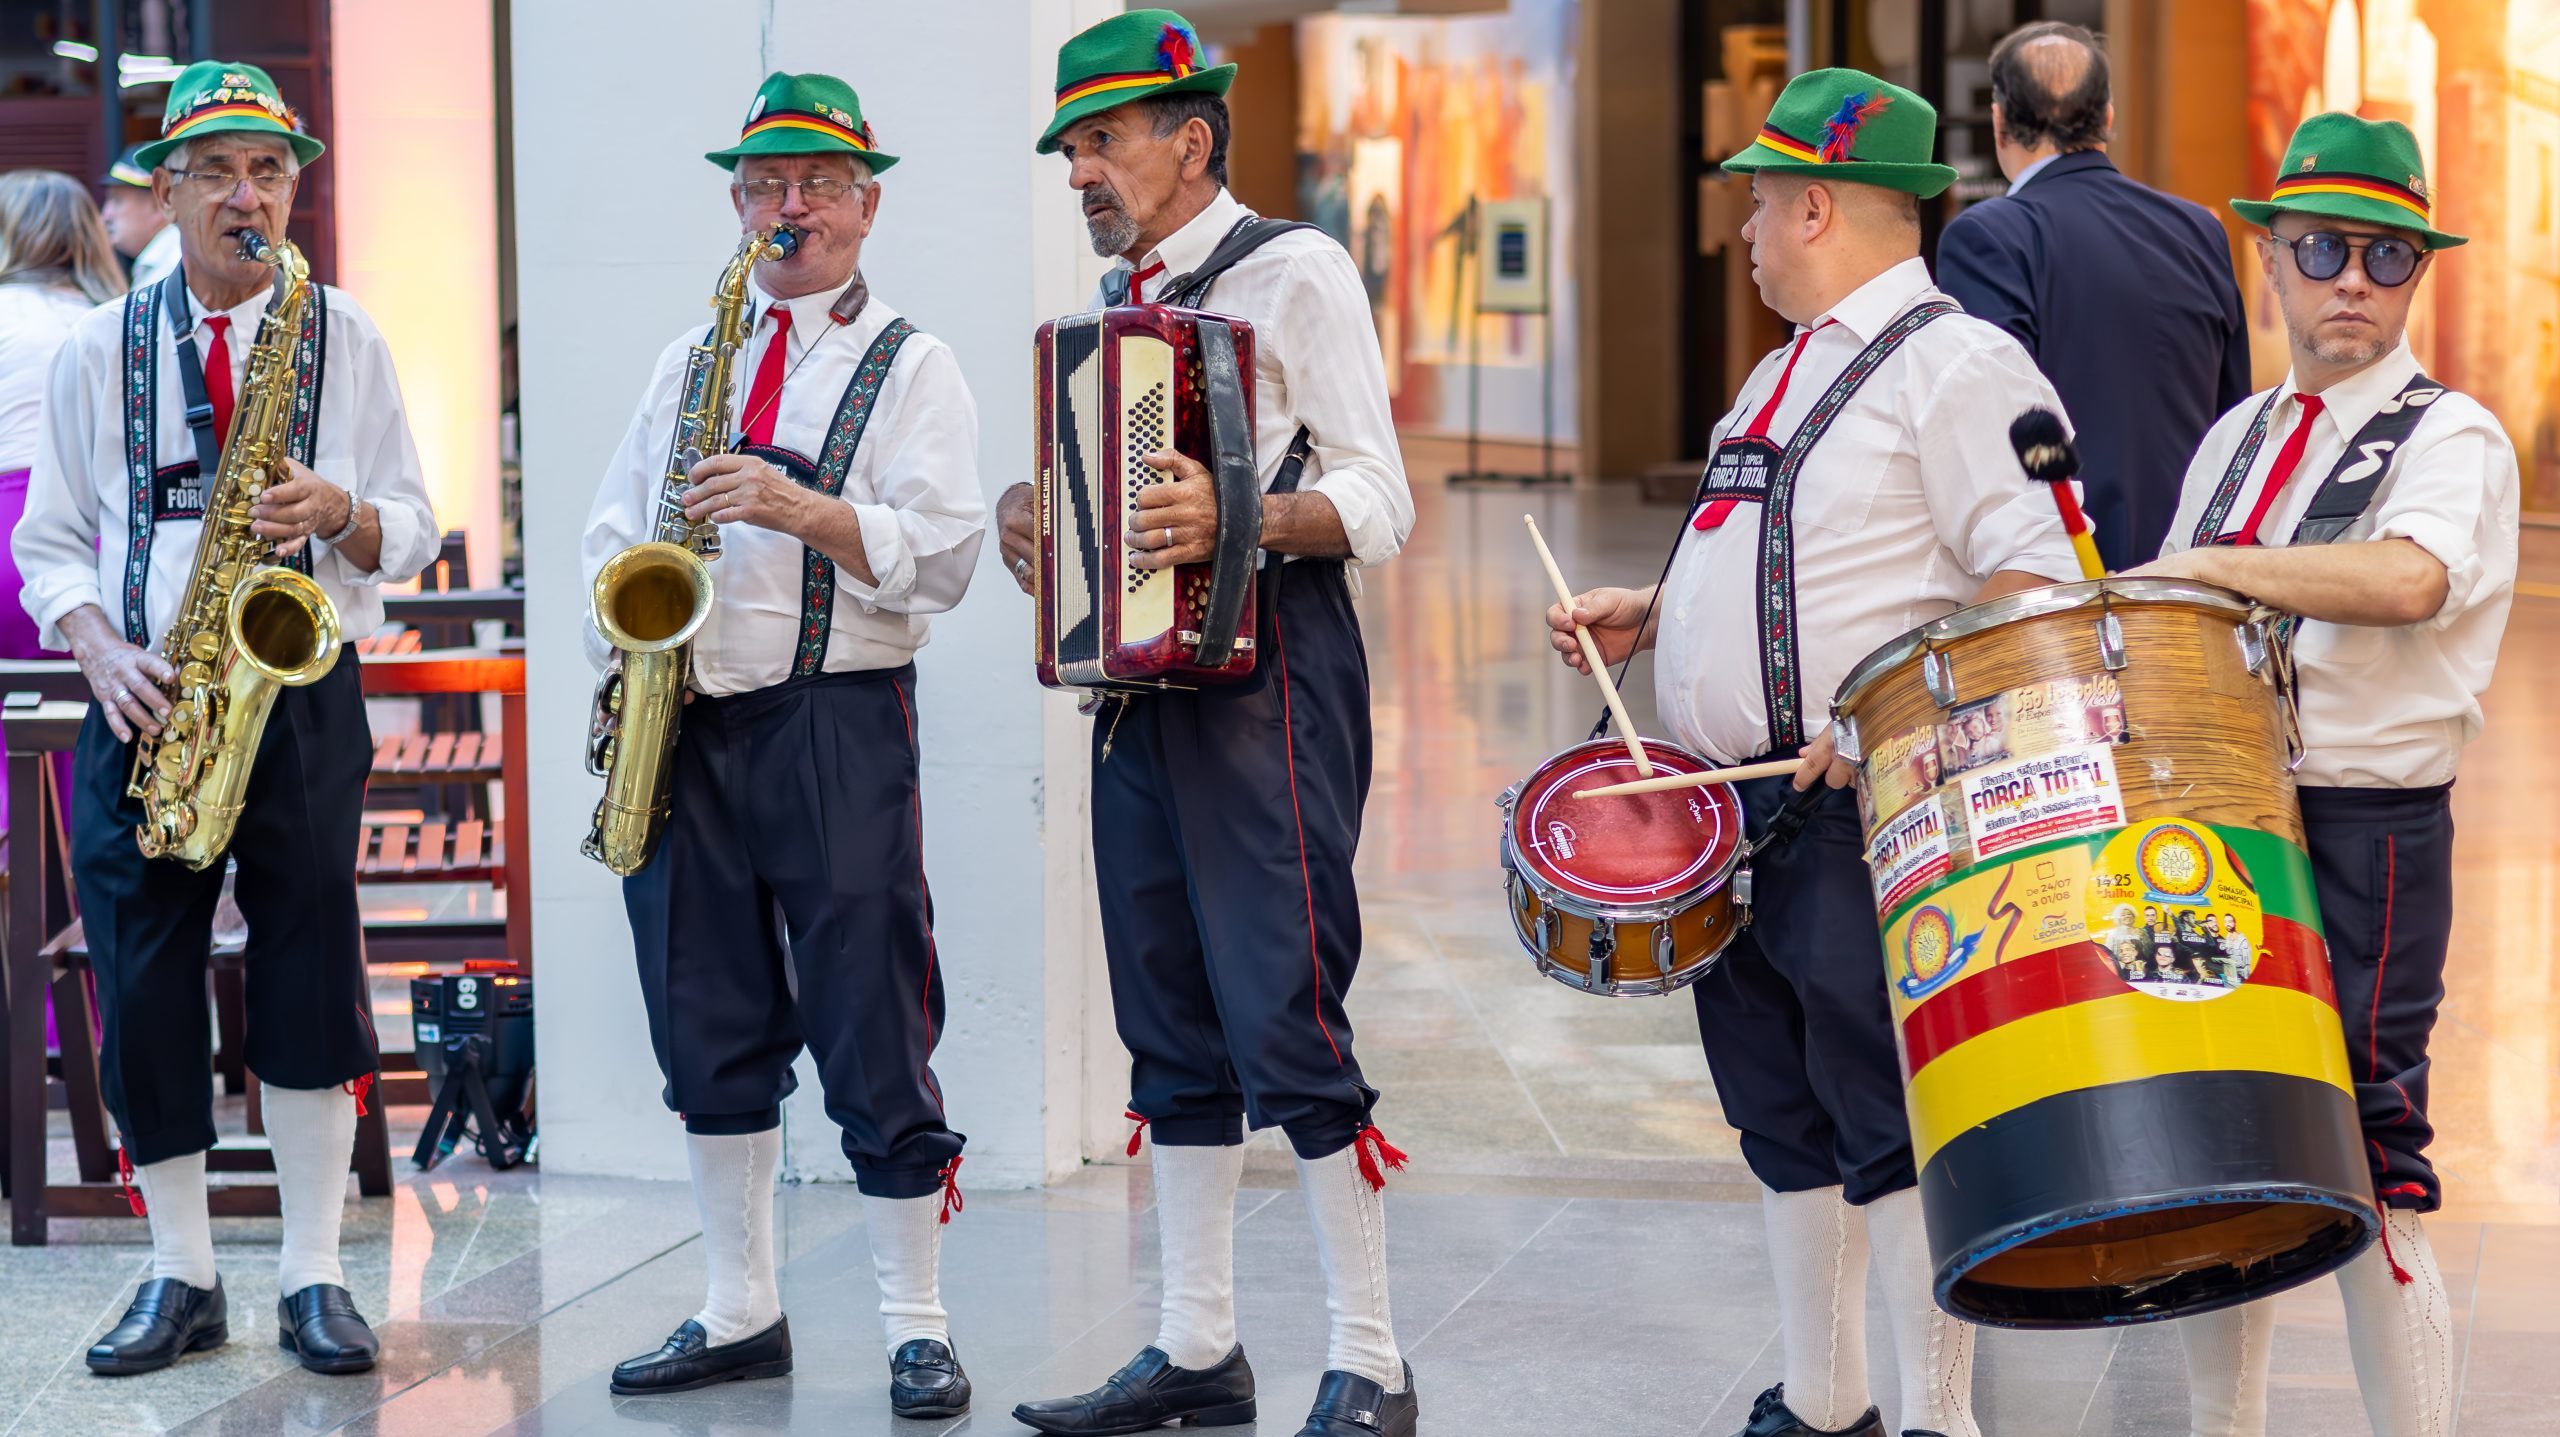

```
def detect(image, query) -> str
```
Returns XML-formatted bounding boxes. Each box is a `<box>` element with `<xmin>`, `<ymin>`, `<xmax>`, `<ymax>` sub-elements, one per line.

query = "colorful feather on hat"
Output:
<box><xmin>1157</xmin><ymin>23</ymin><xmax>1197</xmax><ymax>77</ymax></box>
<box><xmin>1819</xmin><ymin>91</ymin><xmax>1892</xmax><ymax>163</ymax></box>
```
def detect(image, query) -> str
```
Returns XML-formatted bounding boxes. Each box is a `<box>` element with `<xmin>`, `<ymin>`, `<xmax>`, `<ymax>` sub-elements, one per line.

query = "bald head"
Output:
<box><xmin>1990</xmin><ymin>21</ymin><xmax>2110</xmax><ymax>156</ymax></box>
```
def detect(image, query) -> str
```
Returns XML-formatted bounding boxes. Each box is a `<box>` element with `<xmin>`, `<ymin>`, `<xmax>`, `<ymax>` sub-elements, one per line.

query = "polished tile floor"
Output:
<box><xmin>5</xmin><ymin>471</ymin><xmax>2557</xmax><ymax>1435</ymax></box>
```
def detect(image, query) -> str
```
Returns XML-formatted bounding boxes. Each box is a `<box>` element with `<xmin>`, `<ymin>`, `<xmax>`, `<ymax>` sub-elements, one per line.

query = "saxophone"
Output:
<box><xmin>581</xmin><ymin>222</ymin><xmax>799</xmax><ymax>875</ymax></box>
<box><xmin>128</xmin><ymin>233</ymin><xmax>344</xmax><ymax>869</ymax></box>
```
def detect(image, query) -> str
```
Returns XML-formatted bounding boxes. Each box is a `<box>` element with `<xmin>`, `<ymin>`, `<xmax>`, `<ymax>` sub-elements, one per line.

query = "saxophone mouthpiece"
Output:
<box><xmin>233</xmin><ymin>229</ymin><xmax>274</xmax><ymax>264</ymax></box>
<box><xmin>764</xmin><ymin>225</ymin><xmax>801</xmax><ymax>262</ymax></box>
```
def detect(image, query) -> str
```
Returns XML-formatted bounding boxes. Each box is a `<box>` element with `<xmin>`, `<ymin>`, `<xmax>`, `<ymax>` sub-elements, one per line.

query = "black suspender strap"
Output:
<box><xmin>788</xmin><ymin>317</ymin><xmax>918</xmax><ymax>678</ymax></box>
<box><xmin>1755</xmin><ymin>300</ymin><xmax>1958</xmax><ymax>748</ymax></box>
<box><xmin>2188</xmin><ymin>372</ymin><xmax>2443</xmax><ymax>550</ymax></box>
<box><xmin>166</xmin><ymin>269</ymin><xmax>226</xmax><ymax>486</ymax></box>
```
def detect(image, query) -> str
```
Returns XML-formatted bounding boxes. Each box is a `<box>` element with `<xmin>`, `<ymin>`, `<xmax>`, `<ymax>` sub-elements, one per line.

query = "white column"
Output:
<box><xmin>331</xmin><ymin>0</ymin><xmax>502</xmax><ymax>586</ymax></box>
<box><xmin>513</xmin><ymin>0</ymin><xmax>1122</xmax><ymax>1187</ymax></box>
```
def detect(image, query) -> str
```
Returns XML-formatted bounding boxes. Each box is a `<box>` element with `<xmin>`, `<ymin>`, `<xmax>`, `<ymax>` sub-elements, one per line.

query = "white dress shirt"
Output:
<box><xmin>1655</xmin><ymin>257</ymin><xmax>2086</xmax><ymax>763</ymax></box>
<box><xmin>2007</xmin><ymin>152</ymin><xmax>2062</xmax><ymax>194</ymax></box>
<box><xmin>131</xmin><ymin>225</ymin><xmax>180</xmax><ymax>290</ymax></box>
<box><xmin>2158</xmin><ymin>340</ymin><xmax>2518</xmax><ymax>789</ymax></box>
<box><xmin>584</xmin><ymin>283</ymin><xmax>986</xmax><ymax>697</ymax></box>
<box><xmin>14</xmin><ymin>278</ymin><xmax>441</xmax><ymax>651</ymax></box>
<box><xmin>0</xmin><ymin>282</ymin><xmax>100</xmax><ymax>473</ymax></box>
<box><xmin>1095</xmin><ymin>187</ymin><xmax>1413</xmax><ymax>573</ymax></box>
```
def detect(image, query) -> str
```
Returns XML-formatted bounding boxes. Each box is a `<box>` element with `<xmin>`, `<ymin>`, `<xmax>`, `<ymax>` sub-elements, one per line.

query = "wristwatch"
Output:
<box><xmin>321</xmin><ymin>484</ymin><xmax>364</xmax><ymax>546</ymax></box>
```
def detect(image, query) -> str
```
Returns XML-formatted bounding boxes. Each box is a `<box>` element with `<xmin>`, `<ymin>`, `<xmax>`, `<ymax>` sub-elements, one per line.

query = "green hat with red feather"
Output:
<box><xmin>1038</xmin><ymin>9</ymin><xmax>1235</xmax><ymax>155</ymax></box>
<box><xmin>1720</xmin><ymin>68</ymin><xmax>1956</xmax><ymax>198</ymax></box>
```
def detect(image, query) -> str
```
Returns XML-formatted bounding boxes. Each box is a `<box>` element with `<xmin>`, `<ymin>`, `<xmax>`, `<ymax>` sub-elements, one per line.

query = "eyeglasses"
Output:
<box><xmin>166</xmin><ymin>168</ymin><xmax>294</xmax><ymax>198</ymax></box>
<box><xmin>2270</xmin><ymin>230</ymin><xmax>2423</xmax><ymax>287</ymax></box>
<box><xmin>732</xmin><ymin>176</ymin><xmax>865</xmax><ymax>207</ymax></box>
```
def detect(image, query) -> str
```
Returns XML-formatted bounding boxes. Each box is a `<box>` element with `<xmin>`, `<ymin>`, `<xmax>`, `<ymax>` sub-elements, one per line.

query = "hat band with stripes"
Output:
<box><xmin>740</xmin><ymin>109</ymin><xmax>872</xmax><ymax>152</ymax></box>
<box><xmin>2268</xmin><ymin>171</ymin><xmax>2429</xmax><ymax>223</ymax></box>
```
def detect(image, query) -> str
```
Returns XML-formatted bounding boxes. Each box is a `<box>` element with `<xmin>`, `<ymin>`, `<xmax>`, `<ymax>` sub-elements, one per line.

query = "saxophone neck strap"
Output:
<box><xmin>164</xmin><ymin>270</ymin><xmax>224</xmax><ymax>486</ymax></box>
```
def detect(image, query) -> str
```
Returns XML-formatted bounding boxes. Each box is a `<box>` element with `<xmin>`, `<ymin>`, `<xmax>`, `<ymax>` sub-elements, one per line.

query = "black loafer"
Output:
<box><xmin>1297</xmin><ymin>1363</ymin><xmax>1418</xmax><ymax>1436</ymax></box>
<box><xmin>1732</xmin><ymin>1385</ymin><xmax>1884</xmax><ymax>1437</ymax></box>
<box><xmin>610</xmin><ymin>1316</ymin><xmax>793</xmax><ymax>1396</ymax></box>
<box><xmin>87</xmin><ymin>1276</ymin><xmax>228</xmax><ymax>1376</ymax></box>
<box><xmin>1011</xmin><ymin>1345</ymin><xmax>1256</xmax><ymax>1435</ymax></box>
<box><xmin>889</xmin><ymin>1337</ymin><xmax>970</xmax><ymax>1418</ymax></box>
<box><xmin>277</xmin><ymin>1283</ymin><xmax>380</xmax><ymax>1374</ymax></box>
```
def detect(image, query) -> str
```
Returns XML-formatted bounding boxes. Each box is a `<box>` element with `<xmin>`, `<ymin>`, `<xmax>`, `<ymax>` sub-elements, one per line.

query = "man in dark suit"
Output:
<box><xmin>1937</xmin><ymin>20</ymin><xmax>2250</xmax><ymax>569</ymax></box>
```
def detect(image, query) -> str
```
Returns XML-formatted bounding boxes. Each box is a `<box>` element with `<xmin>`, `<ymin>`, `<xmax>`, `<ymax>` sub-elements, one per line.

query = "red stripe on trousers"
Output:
<box><xmin>892</xmin><ymin>679</ymin><xmax>946</xmax><ymax>1112</ymax></box>
<box><xmin>2370</xmin><ymin>835</ymin><xmax>2394</xmax><ymax>1080</ymax></box>
<box><xmin>1271</xmin><ymin>611</ymin><xmax>1345</xmax><ymax>1066</ymax></box>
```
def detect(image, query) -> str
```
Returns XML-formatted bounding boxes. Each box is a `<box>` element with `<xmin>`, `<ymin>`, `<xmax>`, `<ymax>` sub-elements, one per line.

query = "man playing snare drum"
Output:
<box><xmin>2133</xmin><ymin>113</ymin><xmax>2517</xmax><ymax>1437</ymax></box>
<box><xmin>1548</xmin><ymin>68</ymin><xmax>2084</xmax><ymax>1437</ymax></box>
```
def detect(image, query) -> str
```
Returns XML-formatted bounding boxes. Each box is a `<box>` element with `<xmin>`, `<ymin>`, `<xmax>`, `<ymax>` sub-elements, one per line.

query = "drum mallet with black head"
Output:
<box><xmin>2011</xmin><ymin>407</ymin><xmax>2106</xmax><ymax>581</ymax></box>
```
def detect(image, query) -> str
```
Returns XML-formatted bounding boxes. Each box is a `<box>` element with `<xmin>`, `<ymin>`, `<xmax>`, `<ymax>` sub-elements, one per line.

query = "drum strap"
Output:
<box><xmin>2188</xmin><ymin>372</ymin><xmax>2445</xmax><ymax>550</ymax></box>
<box><xmin>122</xmin><ymin>270</ymin><xmax>326</xmax><ymax>645</ymax></box>
<box><xmin>1753</xmin><ymin>300</ymin><xmax>1957</xmax><ymax>749</ymax></box>
<box><xmin>1590</xmin><ymin>300</ymin><xmax>1957</xmax><ymax>753</ymax></box>
<box><xmin>787</xmin><ymin>316</ymin><xmax>916</xmax><ymax>678</ymax></box>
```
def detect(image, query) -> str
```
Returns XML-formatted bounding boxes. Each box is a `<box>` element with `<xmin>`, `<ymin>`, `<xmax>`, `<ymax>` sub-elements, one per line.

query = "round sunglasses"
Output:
<box><xmin>2270</xmin><ymin>230</ymin><xmax>2423</xmax><ymax>287</ymax></box>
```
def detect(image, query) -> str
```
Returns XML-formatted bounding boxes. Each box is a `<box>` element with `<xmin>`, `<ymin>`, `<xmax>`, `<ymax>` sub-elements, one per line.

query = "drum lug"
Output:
<box><xmin>1496</xmin><ymin>782</ymin><xmax>1520</xmax><ymax>813</ymax></box>
<box><xmin>1733</xmin><ymin>865</ymin><xmax>1754</xmax><ymax>927</ymax></box>
<box><xmin>1830</xmin><ymin>712</ymin><xmax>1862</xmax><ymax>763</ymax></box>
<box><xmin>1534</xmin><ymin>902</ymin><xmax>1560</xmax><ymax>954</ymax></box>
<box><xmin>1586</xmin><ymin>924</ymin><xmax>1616</xmax><ymax>992</ymax></box>
<box><xmin>2097</xmin><ymin>611</ymin><xmax>2129</xmax><ymax>671</ymax></box>
<box><xmin>1651</xmin><ymin>920</ymin><xmax>1676</xmax><ymax>977</ymax></box>
<box><xmin>2237</xmin><ymin>618</ymin><xmax>2273</xmax><ymax>675</ymax></box>
<box><xmin>1922</xmin><ymin>649</ymin><xmax>1956</xmax><ymax>707</ymax></box>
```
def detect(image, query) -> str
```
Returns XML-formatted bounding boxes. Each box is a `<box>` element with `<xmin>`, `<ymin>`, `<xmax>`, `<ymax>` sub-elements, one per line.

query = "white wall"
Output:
<box><xmin>514</xmin><ymin>0</ymin><xmax>1122</xmax><ymax>1187</ymax></box>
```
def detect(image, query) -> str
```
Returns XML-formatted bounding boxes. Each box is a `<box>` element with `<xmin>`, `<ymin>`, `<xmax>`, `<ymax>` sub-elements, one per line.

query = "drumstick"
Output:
<box><xmin>1524</xmin><ymin>514</ymin><xmax>1652</xmax><ymax>776</ymax></box>
<box><xmin>2011</xmin><ymin>408</ymin><xmax>2106</xmax><ymax>582</ymax></box>
<box><xmin>1573</xmin><ymin>758</ymin><xmax>1803</xmax><ymax>800</ymax></box>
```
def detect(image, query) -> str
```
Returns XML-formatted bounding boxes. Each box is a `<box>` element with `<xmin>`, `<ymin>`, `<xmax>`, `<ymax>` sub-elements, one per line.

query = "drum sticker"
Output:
<box><xmin>1896</xmin><ymin>904</ymin><xmax>1980</xmax><ymax>1000</ymax></box>
<box><xmin>1936</xmin><ymin>694</ymin><xmax>2013</xmax><ymax>779</ymax></box>
<box><xmin>1936</xmin><ymin>674</ymin><xmax>2127</xmax><ymax>784</ymax></box>
<box><xmin>1960</xmin><ymin>744</ymin><xmax>2124</xmax><ymax>858</ymax></box>
<box><xmin>1866</xmin><ymin>795</ymin><xmax>1954</xmax><ymax>914</ymax></box>
<box><xmin>2086</xmin><ymin>820</ymin><xmax>2264</xmax><ymax>1002</ymax></box>
<box><xmin>1860</xmin><ymin>722</ymin><xmax>1945</xmax><ymax>833</ymax></box>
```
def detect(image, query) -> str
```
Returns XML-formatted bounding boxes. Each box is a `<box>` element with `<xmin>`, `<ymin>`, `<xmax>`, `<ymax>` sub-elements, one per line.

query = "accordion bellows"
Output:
<box><xmin>1034</xmin><ymin>304</ymin><xmax>1265</xmax><ymax>692</ymax></box>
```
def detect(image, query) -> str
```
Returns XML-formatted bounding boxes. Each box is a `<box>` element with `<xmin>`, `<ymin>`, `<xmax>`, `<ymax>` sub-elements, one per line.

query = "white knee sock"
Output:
<box><xmin>133</xmin><ymin>1151</ymin><xmax>216</xmax><ymax>1289</ymax></box>
<box><xmin>1762</xmin><ymin>1186</ymin><xmax>1872</xmax><ymax>1431</ymax></box>
<box><xmin>864</xmin><ymin>1191</ymin><xmax>949</xmax><ymax>1352</ymax></box>
<box><xmin>2178</xmin><ymin>1301</ymin><xmax>2273</xmax><ymax>1437</ymax></box>
<box><xmin>1865</xmin><ymin>1189</ymin><xmax>1978</xmax><ymax>1437</ymax></box>
<box><xmin>2340</xmin><ymin>1208</ymin><xmax>2456</xmax><ymax>1437</ymax></box>
<box><xmin>1152</xmin><ymin>1143</ymin><xmax>1246</xmax><ymax>1371</ymax></box>
<box><xmin>263</xmin><ymin>1083</ymin><xmax>356</xmax><ymax>1295</ymax></box>
<box><xmin>685</xmin><ymin>1128</ymin><xmax>783</xmax><ymax>1346</ymax></box>
<box><xmin>1295</xmin><ymin>1142</ymin><xmax>1404</xmax><ymax>1392</ymax></box>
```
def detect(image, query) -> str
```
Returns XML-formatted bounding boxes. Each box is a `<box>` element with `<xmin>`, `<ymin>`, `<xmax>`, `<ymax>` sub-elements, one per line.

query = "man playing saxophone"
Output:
<box><xmin>579</xmin><ymin>73</ymin><xmax>986</xmax><ymax>1417</ymax></box>
<box><xmin>13</xmin><ymin>60</ymin><xmax>439</xmax><ymax>1377</ymax></box>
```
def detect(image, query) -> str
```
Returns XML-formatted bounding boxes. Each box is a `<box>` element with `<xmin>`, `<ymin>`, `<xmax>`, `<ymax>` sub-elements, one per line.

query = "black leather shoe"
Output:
<box><xmin>610</xmin><ymin>1316</ymin><xmax>793</xmax><ymax>1396</ymax></box>
<box><xmin>276</xmin><ymin>1283</ymin><xmax>380</xmax><ymax>1374</ymax></box>
<box><xmin>1010</xmin><ymin>1345</ymin><xmax>1257</xmax><ymax>1435</ymax></box>
<box><xmin>1296</xmin><ymin>1363</ymin><xmax>1418</xmax><ymax>1436</ymax></box>
<box><xmin>1732</xmin><ymin>1384</ymin><xmax>1885</xmax><ymax>1437</ymax></box>
<box><xmin>888</xmin><ymin>1337</ymin><xmax>970</xmax><ymax>1418</ymax></box>
<box><xmin>87</xmin><ymin>1276</ymin><xmax>228</xmax><ymax>1376</ymax></box>
<box><xmin>1906</xmin><ymin>1431</ymin><xmax>1951</xmax><ymax>1436</ymax></box>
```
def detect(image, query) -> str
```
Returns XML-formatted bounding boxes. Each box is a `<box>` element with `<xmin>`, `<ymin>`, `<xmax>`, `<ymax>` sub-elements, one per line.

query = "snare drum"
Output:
<box><xmin>1498</xmin><ymin>739</ymin><xmax>1746</xmax><ymax>996</ymax></box>
<box><xmin>1832</xmin><ymin>578</ymin><xmax>2373</xmax><ymax>1328</ymax></box>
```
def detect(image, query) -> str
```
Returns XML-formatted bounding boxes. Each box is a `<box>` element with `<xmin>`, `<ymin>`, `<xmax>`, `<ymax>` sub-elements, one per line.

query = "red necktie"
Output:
<box><xmin>740</xmin><ymin>306</ymin><xmax>792</xmax><ymax>448</ymax></box>
<box><xmin>2225</xmin><ymin>394</ymin><xmax>2327</xmax><ymax>546</ymax></box>
<box><xmin>1129</xmin><ymin>260</ymin><xmax>1166</xmax><ymax>303</ymax></box>
<box><xmin>1696</xmin><ymin>319</ymin><xmax>1836</xmax><ymax>530</ymax></box>
<box><xmin>201</xmin><ymin>316</ymin><xmax>234</xmax><ymax>448</ymax></box>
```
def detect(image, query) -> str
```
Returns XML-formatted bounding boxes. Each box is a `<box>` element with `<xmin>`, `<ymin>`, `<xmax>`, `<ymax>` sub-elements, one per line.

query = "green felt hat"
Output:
<box><xmin>1038</xmin><ymin>9</ymin><xmax>1235</xmax><ymax>155</ymax></box>
<box><xmin>133</xmin><ymin>61</ymin><xmax>321</xmax><ymax>170</ymax></box>
<box><xmin>2231</xmin><ymin>112</ymin><xmax>2462</xmax><ymax>249</ymax></box>
<box><xmin>1720</xmin><ymin>68</ymin><xmax>1956</xmax><ymax>198</ymax></box>
<box><xmin>103</xmin><ymin>144</ymin><xmax>155</xmax><ymax>189</ymax></box>
<box><xmin>706</xmin><ymin>72</ymin><xmax>899</xmax><ymax>173</ymax></box>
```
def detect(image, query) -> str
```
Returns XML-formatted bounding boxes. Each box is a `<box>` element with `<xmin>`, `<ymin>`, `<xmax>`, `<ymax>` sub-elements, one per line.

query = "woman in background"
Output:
<box><xmin>0</xmin><ymin>170</ymin><xmax>124</xmax><ymax>839</ymax></box>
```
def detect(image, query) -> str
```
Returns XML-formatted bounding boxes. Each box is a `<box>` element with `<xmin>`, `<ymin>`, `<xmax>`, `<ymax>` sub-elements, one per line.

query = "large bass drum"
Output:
<box><xmin>1498</xmin><ymin>738</ymin><xmax>1747</xmax><ymax>997</ymax></box>
<box><xmin>1830</xmin><ymin>578</ymin><xmax>2374</xmax><ymax>1328</ymax></box>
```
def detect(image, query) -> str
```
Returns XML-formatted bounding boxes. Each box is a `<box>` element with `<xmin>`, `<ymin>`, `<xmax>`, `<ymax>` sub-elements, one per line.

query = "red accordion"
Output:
<box><xmin>1033</xmin><ymin>304</ymin><xmax>1264</xmax><ymax>692</ymax></box>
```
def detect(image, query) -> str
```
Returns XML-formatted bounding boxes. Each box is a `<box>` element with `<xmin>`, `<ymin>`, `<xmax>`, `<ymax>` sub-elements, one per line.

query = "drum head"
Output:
<box><xmin>1509</xmin><ymin>740</ymin><xmax>1744</xmax><ymax>914</ymax></box>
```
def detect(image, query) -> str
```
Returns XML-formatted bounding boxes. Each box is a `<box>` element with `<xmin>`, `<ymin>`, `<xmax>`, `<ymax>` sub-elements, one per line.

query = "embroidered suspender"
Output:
<box><xmin>120</xmin><ymin>275</ymin><xmax>329</xmax><ymax>643</ymax></box>
<box><xmin>2188</xmin><ymin>374</ymin><xmax>2445</xmax><ymax>551</ymax></box>
<box><xmin>788</xmin><ymin>317</ymin><xmax>917</xmax><ymax>678</ymax></box>
<box><xmin>1755</xmin><ymin>300</ymin><xmax>1958</xmax><ymax>748</ymax></box>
